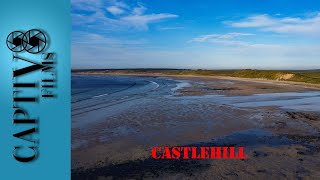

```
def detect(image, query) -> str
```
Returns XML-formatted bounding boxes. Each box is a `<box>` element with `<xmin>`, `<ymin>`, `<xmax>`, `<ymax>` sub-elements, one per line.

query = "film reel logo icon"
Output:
<box><xmin>6</xmin><ymin>31</ymin><xmax>26</xmax><ymax>52</ymax></box>
<box><xmin>6</xmin><ymin>29</ymin><xmax>47</xmax><ymax>54</ymax></box>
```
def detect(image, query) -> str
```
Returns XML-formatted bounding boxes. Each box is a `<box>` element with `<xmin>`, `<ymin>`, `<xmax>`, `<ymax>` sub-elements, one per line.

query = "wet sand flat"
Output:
<box><xmin>72</xmin><ymin>75</ymin><xmax>320</xmax><ymax>179</ymax></box>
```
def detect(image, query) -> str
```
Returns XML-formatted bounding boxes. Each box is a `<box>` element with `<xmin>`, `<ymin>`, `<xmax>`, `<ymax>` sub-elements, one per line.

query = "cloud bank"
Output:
<box><xmin>229</xmin><ymin>13</ymin><xmax>320</xmax><ymax>36</ymax></box>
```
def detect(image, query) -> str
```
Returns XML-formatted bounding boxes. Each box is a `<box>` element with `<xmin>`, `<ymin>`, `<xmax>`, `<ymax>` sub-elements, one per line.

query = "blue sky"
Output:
<box><xmin>72</xmin><ymin>0</ymin><xmax>320</xmax><ymax>69</ymax></box>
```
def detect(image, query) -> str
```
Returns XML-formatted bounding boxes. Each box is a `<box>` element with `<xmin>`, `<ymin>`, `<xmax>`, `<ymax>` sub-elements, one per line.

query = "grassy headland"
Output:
<box><xmin>73</xmin><ymin>69</ymin><xmax>320</xmax><ymax>85</ymax></box>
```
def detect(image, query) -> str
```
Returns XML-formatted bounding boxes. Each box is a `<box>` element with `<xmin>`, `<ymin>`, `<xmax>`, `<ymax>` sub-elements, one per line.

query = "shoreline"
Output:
<box><xmin>73</xmin><ymin>72</ymin><xmax>320</xmax><ymax>90</ymax></box>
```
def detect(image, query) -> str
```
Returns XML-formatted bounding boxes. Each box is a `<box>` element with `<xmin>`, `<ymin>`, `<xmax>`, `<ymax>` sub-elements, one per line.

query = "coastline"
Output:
<box><xmin>73</xmin><ymin>72</ymin><xmax>320</xmax><ymax>90</ymax></box>
<box><xmin>72</xmin><ymin>74</ymin><xmax>320</xmax><ymax>179</ymax></box>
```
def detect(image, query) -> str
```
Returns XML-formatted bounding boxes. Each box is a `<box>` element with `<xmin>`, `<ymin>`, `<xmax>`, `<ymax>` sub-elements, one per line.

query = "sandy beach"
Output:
<box><xmin>71</xmin><ymin>74</ymin><xmax>320</xmax><ymax>179</ymax></box>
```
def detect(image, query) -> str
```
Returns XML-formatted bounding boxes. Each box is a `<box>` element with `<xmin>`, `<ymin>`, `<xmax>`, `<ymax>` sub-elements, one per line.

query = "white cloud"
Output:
<box><xmin>121</xmin><ymin>14</ymin><xmax>178</xmax><ymax>30</ymax></box>
<box><xmin>132</xmin><ymin>4</ymin><xmax>147</xmax><ymax>15</ymax></box>
<box><xmin>72</xmin><ymin>32</ymin><xmax>147</xmax><ymax>47</ymax></box>
<box><xmin>72</xmin><ymin>0</ymin><xmax>178</xmax><ymax>31</ymax></box>
<box><xmin>230</xmin><ymin>14</ymin><xmax>277</xmax><ymax>27</ymax></box>
<box><xmin>159</xmin><ymin>26</ymin><xmax>184</xmax><ymax>30</ymax></box>
<box><xmin>71</xmin><ymin>0</ymin><xmax>102</xmax><ymax>11</ymax></box>
<box><xmin>106</xmin><ymin>6</ymin><xmax>125</xmax><ymax>15</ymax></box>
<box><xmin>190</xmin><ymin>33</ymin><xmax>254</xmax><ymax>46</ymax></box>
<box><xmin>110</xmin><ymin>0</ymin><xmax>129</xmax><ymax>9</ymax></box>
<box><xmin>229</xmin><ymin>13</ymin><xmax>320</xmax><ymax>36</ymax></box>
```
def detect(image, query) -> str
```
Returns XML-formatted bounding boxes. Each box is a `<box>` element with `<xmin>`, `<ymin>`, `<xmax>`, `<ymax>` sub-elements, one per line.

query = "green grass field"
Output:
<box><xmin>174</xmin><ymin>69</ymin><xmax>320</xmax><ymax>84</ymax></box>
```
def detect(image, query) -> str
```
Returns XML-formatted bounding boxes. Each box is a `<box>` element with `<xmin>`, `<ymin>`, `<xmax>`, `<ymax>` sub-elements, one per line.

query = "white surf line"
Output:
<box><xmin>171</xmin><ymin>81</ymin><xmax>191</xmax><ymax>92</ymax></box>
<box><xmin>93</xmin><ymin>81</ymin><xmax>159</xmax><ymax>98</ymax></box>
<box><xmin>93</xmin><ymin>93</ymin><xmax>109</xmax><ymax>98</ymax></box>
<box><xmin>147</xmin><ymin>80</ymin><xmax>160</xmax><ymax>90</ymax></box>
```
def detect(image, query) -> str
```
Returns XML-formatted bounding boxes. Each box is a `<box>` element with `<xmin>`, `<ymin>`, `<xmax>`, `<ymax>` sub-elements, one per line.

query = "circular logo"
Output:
<box><xmin>22</xmin><ymin>29</ymin><xmax>47</xmax><ymax>54</ymax></box>
<box><xmin>6</xmin><ymin>31</ymin><xmax>27</xmax><ymax>52</ymax></box>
